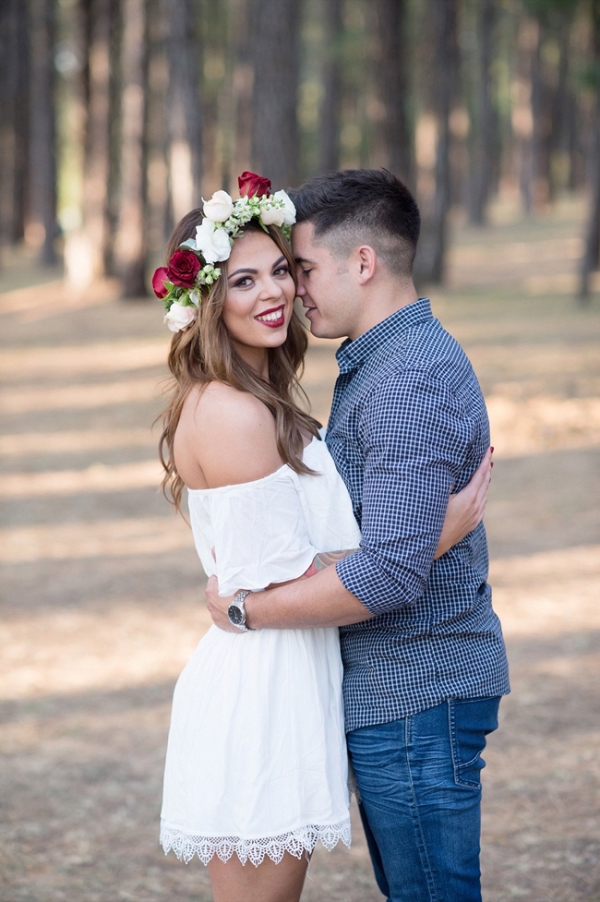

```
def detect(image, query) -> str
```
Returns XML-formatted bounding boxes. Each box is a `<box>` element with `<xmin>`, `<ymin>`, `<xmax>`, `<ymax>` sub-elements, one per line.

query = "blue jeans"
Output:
<box><xmin>347</xmin><ymin>697</ymin><xmax>500</xmax><ymax>902</ymax></box>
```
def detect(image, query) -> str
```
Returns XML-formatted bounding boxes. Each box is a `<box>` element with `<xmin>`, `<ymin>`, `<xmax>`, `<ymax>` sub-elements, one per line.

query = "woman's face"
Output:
<box><xmin>221</xmin><ymin>230</ymin><xmax>296</xmax><ymax>361</ymax></box>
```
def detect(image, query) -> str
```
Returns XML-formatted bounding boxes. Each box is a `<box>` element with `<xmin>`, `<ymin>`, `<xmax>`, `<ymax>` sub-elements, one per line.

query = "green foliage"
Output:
<box><xmin>521</xmin><ymin>0</ymin><xmax>580</xmax><ymax>17</ymax></box>
<box><xmin>576</xmin><ymin>59</ymin><xmax>600</xmax><ymax>92</ymax></box>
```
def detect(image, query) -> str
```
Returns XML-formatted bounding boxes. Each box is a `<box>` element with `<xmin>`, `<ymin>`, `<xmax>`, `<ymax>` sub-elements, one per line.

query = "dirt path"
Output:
<box><xmin>1</xmin><ymin>200</ymin><xmax>599</xmax><ymax>901</ymax></box>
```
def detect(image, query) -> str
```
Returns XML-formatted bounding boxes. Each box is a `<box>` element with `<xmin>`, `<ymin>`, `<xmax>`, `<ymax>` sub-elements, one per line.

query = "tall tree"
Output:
<box><xmin>81</xmin><ymin>0</ymin><xmax>112</xmax><ymax>279</ymax></box>
<box><xmin>416</xmin><ymin>0</ymin><xmax>459</xmax><ymax>284</ymax></box>
<box><xmin>250</xmin><ymin>0</ymin><xmax>301</xmax><ymax>188</ymax></box>
<box><xmin>0</xmin><ymin>0</ymin><xmax>30</xmax><ymax>248</ymax></box>
<box><xmin>165</xmin><ymin>0</ymin><xmax>203</xmax><ymax>224</ymax></box>
<box><xmin>113</xmin><ymin>0</ymin><xmax>149</xmax><ymax>297</ymax></box>
<box><xmin>319</xmin><ymin>0</ymin><xmax>343</xmax><ymax>173</ymax></box>
<box><xmin>29</xmin><ymin>0</ymin><xmax>58</xmax><ymax>265</ymax></box>
<box><xmin>523</xmin><ymin>0</ymin><xmax>579</xmax><ymax>208</ymax></box>
<box><xmin>468</xmin><ymin>0</ymin><xmax>497</xmax><ymax>225</ymax></box>
<box><xmin>529</xmin><ymin>19</ymin><xmax>554</xmax><ymax>208</ymax></box>
<box><xmin>374</xmin><ymin>0</ymin><xmax>413</xmax><ymax>186</ymax></box>
<box><xmin>514</xmin><ymin>16</ymin><xmax>536</xmax><ymax>214</ymax></box>
<box><xmin>578</xmin><ymin>0</ymin><xmax>600</xmax><ymax>303</ymax></box>
<box><xmin>104</xmin><ymin>0</ymin><xmax>123</xmax><ymax>276</ymax></box>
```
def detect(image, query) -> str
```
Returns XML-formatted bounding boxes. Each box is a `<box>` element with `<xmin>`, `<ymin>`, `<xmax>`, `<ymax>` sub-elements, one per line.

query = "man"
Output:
<box><xmin>207</xmin><ymin>169</ymin><xmax>509</xmax><ymax>901</ymax></box>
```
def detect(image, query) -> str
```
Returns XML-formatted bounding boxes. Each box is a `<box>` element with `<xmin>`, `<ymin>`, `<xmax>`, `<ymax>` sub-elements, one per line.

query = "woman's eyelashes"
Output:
<box><xmin>233</xmin><ymin>275</ymin><xmax>253</xmax><ymax>288</ymax></box>
<box><xmin>232</xmin><ymin>265</ymin><xmax>290</xmax><ymax>290</ymax></box>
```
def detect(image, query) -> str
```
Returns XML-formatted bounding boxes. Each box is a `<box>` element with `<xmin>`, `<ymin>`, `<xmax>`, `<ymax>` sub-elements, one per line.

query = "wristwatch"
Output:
<box><xmin>227</xmin><ymin>589</ymin><xmax>253</xmax><ymax>631</ymax></box>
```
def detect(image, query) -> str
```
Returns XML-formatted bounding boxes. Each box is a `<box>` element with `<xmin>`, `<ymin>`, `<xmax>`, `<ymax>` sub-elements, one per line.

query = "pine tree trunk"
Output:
<box><xmin>0</xmin><ymin>0</ymin><xmax>15</xmax><ymax>253</ymax></box>
<box><xmin>0</xmin><ymin>0</ymin><xmax>30</xmax><ymax>249</ymax></box>
<box><xmin>250</xmin><ymin>0</ymin><xmax>301</xmax><ymax>189</ymax></box>
<box><xmin>530</xmin><ymin>21</ymin><xmax>552</xmax><ymax>209</ymax></box>
<box><xmin>374</xmin><ymin>0</ymin><xmax>412</xmax><ymax>186</ymax></box>
<box><xmin>319</xmin><ymin>0</ymin><xmax>342</xmax><ymax>173</ymax></box>
<box><xmin>468</xmin><ymin>0</ymin><xmax>496</xmax><ymax>225</ymax></box>
<box><xmin>81</xmin><ymin>0</ymin><xmax>112</xmax><ymax>279</ymax></box>
<box><xmin>29</xmin><ymin>0</ymin><xmax>57</xmax><ymax>266</ymax></box>
<box><xmin>165</xmin><ymin>0</ymin><xmax>203</xmax><ymax>223</ymax></box>
<box><xmin>416</xmin><ymin>0</ymin><xmax>459</xmax><ymax>285</ymax></box>
<box><xmin>104</xmin><ymin>0</ymin><xmax>122</xmax><ymax>276</ymax></box>
<box><xmin>114</xmin><ymin>0</ymin><xmax>149</xmax><ymax>298</ymax></box>
<box><xmin>515</xmin><ymin>17</ymin><xmax>536</xmax><ymax>215</ymax></box>
<box><xmin>578</xmin><ymin>0</ymin><xmax>600</xmax><ymax>304</ymax></box>
<box><xmin>550</xmin><ymin>17</ymin><xmax>571</xmax><ymax>199</ymax></box>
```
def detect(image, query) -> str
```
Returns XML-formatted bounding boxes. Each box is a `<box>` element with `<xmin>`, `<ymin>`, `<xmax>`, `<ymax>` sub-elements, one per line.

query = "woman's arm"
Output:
<box><xmin>434</xmin><ymin>446</ymin><xmax>493</xmax><ymax>557</ymax></box>
<box><xmin>297</xmin><ymin>446</ymin><xmax>494</xmax><ymax>579</ymax></box>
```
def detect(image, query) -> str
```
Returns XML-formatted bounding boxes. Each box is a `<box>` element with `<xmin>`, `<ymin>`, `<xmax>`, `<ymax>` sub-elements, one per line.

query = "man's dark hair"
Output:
<box><xmin>289</xmin><ymin>169</ymin><xmax>421</xmax><ymax>278</ymax></box>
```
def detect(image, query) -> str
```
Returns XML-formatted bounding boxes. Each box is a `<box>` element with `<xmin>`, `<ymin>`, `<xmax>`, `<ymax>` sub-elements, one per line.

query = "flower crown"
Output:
<box><xmin>152</xmin><ymin>172</ymin><xmax>296</xmax><ymax>333</ymax></box>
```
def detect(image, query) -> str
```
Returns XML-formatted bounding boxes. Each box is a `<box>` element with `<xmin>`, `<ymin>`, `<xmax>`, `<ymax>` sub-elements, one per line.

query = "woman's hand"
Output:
<box><xmin>434</xmin><ymin>447</ymin><xmax>493</xmax><ymax>559</ymax></box>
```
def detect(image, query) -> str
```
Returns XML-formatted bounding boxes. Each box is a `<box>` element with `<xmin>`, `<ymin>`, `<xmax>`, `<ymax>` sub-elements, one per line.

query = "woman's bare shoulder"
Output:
<box><xmin>182</xmin><ymin>382</ymin><xmax>284</xmax><ymax>488</ymax></box>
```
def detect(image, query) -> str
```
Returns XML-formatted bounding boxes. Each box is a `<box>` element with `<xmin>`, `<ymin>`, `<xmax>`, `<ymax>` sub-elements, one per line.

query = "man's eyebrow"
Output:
<box><xmin>294</xmin><ymin>256</ymin><xmax>316</xmax><ymax>265</ymax></box>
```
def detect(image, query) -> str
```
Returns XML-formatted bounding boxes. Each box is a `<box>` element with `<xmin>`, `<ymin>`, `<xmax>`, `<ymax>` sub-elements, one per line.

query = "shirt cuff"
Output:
<box><xmin>336</xmin><ymin>549</ymin><xmax>425</xmax><ymax>615</ymax></box>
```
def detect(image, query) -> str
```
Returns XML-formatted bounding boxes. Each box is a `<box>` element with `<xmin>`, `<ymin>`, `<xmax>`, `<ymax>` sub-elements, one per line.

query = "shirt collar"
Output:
<box><xmin>336</xmin><ymin>297</ymin><xmax>433</xmax><ymax>374</ymax></box>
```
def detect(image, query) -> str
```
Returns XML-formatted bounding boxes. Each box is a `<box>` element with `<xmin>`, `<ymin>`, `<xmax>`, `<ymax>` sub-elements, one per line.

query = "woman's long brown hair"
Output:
<box><xmin>159</xmin><ymin>211</ymin><xmax>322</xmax><ymax>513</ymax></box>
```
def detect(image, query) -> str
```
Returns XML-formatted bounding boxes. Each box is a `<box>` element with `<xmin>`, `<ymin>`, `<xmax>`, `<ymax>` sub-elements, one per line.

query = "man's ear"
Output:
<box><xmin>355</xmin><ymin>245</ymin><xmax>377</xmax><ymax>285</ymax></box>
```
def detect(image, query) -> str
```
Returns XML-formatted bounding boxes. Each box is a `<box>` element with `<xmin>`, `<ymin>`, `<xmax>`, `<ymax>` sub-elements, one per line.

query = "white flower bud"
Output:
<box><xmin>203</xmin><ymin>190</ymin><xmax>234</xmax><ymax>223</ymax></box>
<box><xmin>163</xmin><ymin>302</ymin><xmax>197</xmax><ymax>332</ymax></box>
<box><xmin>260</xmin><ymin>205</ymin><xmax>285</xmax><ymax>227</ymax></box>
<box><xmin>273</xmin><ymin>190</ymin><xmax>296</xmax><ymax>226</ymax></box>
<box><xmin>195</xmin><ymin>219</ymin><xmax>232</xmax><ymax>264</ymax></box>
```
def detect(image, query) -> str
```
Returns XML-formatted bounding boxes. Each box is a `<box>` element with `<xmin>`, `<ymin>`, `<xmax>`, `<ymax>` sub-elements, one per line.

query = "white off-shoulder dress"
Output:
<box><xmin>160</xmin><ymin>436</ymin><xmax>362</xmax><ymax>867</ymax></box>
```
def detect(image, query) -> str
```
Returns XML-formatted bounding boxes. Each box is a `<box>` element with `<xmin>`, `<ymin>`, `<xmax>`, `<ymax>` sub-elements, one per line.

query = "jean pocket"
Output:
<box><xmin>448</xmin><ymin>697</ymin><xmax>500</xmax><ymax>789</ymax></box>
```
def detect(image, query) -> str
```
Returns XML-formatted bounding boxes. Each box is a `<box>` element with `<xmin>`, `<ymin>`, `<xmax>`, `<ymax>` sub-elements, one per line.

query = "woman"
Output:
<box><xmin>155</xmin><ymin>173</ymin><xmax>491</xmax><ymax>902</ymax></box>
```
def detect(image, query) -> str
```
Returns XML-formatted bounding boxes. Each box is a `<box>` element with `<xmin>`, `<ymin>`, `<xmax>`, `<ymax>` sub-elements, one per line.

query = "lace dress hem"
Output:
<box><xmin>160</xmin><ymin>818</ymin><xmax>352</xmax><ymax>866</ymax></box>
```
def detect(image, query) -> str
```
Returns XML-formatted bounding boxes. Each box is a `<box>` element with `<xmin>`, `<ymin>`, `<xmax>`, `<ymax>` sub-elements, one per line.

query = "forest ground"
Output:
<box><xmin>1</xmin><ymin>196</ymin><xmax>599</xmax><ymax>902</ymax></box>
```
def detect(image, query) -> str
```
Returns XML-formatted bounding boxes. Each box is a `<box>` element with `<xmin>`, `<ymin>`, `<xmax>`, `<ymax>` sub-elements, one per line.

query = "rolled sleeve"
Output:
<box><xmin>336</xmin><ymin>368</ymin><xmax>469</xmax><ymax>614</ymax></box>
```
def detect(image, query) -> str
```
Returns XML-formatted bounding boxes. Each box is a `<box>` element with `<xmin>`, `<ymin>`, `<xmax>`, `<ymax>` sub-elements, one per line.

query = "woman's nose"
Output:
<box><xmin>259</xmin><ymin>276</ymin><xmax>284</xmax><ymax>298</ymax></box>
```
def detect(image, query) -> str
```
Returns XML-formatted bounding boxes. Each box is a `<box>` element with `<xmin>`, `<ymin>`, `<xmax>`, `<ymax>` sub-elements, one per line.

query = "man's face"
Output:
<box><xmin>292</xmin><ymin>222</ymin><xmax>358</xmax><ymax>340</ymax></box>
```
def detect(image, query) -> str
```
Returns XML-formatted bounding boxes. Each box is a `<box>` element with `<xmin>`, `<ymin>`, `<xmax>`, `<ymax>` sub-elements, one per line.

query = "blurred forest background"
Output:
<box><xmin>1</xmin><ymin>0</ymin><xmax>600</xmax><ymax>300</ymax></box>
<box><xmin>2</xmin><ymin>2</ymin><xmax>600</xmax><ymax>901</ymax></box>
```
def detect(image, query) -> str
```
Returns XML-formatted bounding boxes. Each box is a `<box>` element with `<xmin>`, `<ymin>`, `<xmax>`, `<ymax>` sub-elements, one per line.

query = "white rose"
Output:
<box><xmin>273</xmin><ymin>190</ymin><xmax>296</xmax><ymax>226</ymax></box>
<box><xmin>163</xmin><ymin>302</ymin><xmax>197</xmax><ymax>332</ymax></box>
<box><xmin>195</xmin><ymin>219</ymin><xmax>232</xmax><ymax>264</ymax></box>
<box><xmin>260</xmin><ymin>205</ymin><xmax>285</xmax><ymax>227</ymax></box>
<box><xmin>203</xmin><ymin>190</ymin><xmax>234</xmax><ymax>223</ymax></box>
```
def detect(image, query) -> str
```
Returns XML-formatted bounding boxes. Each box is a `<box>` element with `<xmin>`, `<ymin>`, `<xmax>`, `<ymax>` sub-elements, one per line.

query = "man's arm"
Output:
<box><xmin>206</xmin><ymin>563</ymin><xmax>372</xmax><ymax>632</ymax></box>
<box><xmin>334</xmin><ymin>369</ymin><xmax>469</xmax><ymax>614</ymax></box>
<box><xmin>207</xmin><ymin>368</ymin><xmax>472</xmax><ymax>631</ymax></box>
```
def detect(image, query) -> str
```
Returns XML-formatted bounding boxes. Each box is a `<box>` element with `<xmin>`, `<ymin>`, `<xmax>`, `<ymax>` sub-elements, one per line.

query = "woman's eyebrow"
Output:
<box><xmin>228</xmin><ymin>267</ymin><xmax>257</xmax><ymax>278</ymax></box>
<box><xmin>228</xmin><ymin>256</ymin><xmax>287</xmax><ymax>279</ymax></box>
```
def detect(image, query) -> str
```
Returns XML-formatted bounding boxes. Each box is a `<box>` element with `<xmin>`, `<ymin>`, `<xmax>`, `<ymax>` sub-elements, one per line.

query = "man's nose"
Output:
<box><xmin>296</xmin><ymin>278</ymin><xmax>307</xmax><ymax>296</ymax></box>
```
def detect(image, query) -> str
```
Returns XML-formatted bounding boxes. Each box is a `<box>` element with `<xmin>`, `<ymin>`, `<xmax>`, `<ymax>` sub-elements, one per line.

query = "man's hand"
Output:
<box><xmin>205</xmin><ymin>576</ymin><xmax>241</xmax><ymax>633</ymax></box>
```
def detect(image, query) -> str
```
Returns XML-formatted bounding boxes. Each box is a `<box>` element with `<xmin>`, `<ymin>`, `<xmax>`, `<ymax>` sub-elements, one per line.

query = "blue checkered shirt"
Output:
<box><xmin>326</xmin><ymin>298</ymin><xmax>510</xmax><ymax>733</ymax></box>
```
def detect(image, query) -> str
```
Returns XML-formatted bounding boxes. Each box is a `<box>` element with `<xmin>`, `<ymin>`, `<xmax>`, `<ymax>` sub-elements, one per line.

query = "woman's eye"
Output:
<box><xmin>274</xmin><ymin>266</ymin><xmax>290</xmax><ymax>277</ymax></box>
<box><xmin>234</xmin><ymin>276</ymin><xmax>253</xmax><ymax>288</ymax></box>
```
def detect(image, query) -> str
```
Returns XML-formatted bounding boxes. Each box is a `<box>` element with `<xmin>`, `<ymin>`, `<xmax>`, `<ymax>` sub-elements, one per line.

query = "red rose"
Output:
<box><xmin>152</xmin><ymin>266</ymin><xmax>169</xmax><ymax>299</ymax></box>
<box><xmin>238</xmin><ymin>171</ymin><xmax>272</xmax><ymax>198</ymax></box>
<box><xmin>167</xmin><ymin>249</ymin><xmax>201</xmax><ymax>288</ymax></box>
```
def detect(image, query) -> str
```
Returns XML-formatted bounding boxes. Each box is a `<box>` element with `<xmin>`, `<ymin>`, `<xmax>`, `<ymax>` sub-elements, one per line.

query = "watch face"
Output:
<box><xmin>228</xmin><ymin>604</ymin><xmax>244</xmax><ymax>625</ymax></box>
